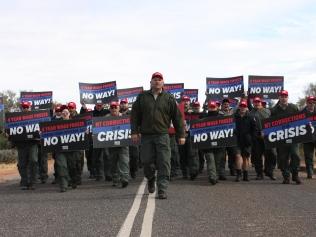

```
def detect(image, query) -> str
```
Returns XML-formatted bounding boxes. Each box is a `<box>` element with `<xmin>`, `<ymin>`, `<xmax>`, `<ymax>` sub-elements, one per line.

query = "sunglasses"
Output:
<box><xmin>110</xmin><ymin>106</ymin><xmax>118</xmax><ymax>109</ymax></box>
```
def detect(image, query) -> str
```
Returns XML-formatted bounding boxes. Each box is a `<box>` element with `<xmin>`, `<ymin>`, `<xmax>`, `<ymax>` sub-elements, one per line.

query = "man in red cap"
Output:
<box><xmin>189</xmin><ymin>101</ymin><xmax>206</xmax><ymax>174</ymax></box>
<box><xmin>131</xmin><ymin>72</ymin><xmax>185</xmax><ymax>199</ymax></box>
<box><xmin>105</xmin><ymin>101</ymin><xmax>130</xmax><ymax>188</ymax></box>
<box><xmin>270</xmin><ymin>90</ymin><xmax>302</xmax><ymax>184</ymax></box>
<box><xmin>181</xmin><ymin>95</ymin><xmax>191</xmax><ymax>112</ymax></box>
<box><xmin>119</xmin><ymin>98</ymin><xmax>139</xmax><ymax>179</ymax></box>
<box><xmin>13</xmin><ymin>101</ymin><xmax>38</xmax><ymax>190</ymax></box>
<box><xmin>81</xmin><ymin>101</ymin><xmax>111</xmax><ymax>181</ymax></box>
<box><xmin>178</xmin><ymin>97</ymin><xmax>199</xmax><ymax>180</ymax></box>
<box><xmin>249</xmin><ymin>97</ymin><xmax>277</xmax><ymax>180</ymax></box>
<box><xmin>119</xmin><ymin>98</ymin><xmax>130</xmax><ymax>115</ymax></box>
<box><xmin>234</xmin><ymin>100</ymin><xmax>258</xmax><ymax>182</ymax></box>
<box><xmin>198</xmin><ymin>101</ymin><xmax>226</xmax><ymax>184</ymax></box>
<box><xmin>301</xmin><ymin>96</ymin><xmax>316</xmax><ymax>179</ymax></box>
<box><xmin>67</xmin><ymin>102</ymin><xmax>78</xmax><ymax>118</ymax></box>
<box><xmin>220</xmin><ymin>98</ymin><xmax>237</xmax><ymax>177</ymax></box>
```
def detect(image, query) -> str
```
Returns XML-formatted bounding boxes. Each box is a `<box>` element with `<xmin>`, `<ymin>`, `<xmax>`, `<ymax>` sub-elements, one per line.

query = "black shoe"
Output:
<box><xmin>218</xmin><ymin>176</ymin><xmax>227</xmax><ymax>181</ymax></box>
<box><xmin>60</xmin><ymin>188</ymin><xmax>67</xmax><ymax>192</ymax></box>
<box><xmin>282</xmin><ymin>178</ymin><xmax>290</xmax><ymax>184</ymax></box>
<box><xmin>190</xmin><ymin>173</ymin><xmax>198</xmax><ymax>181</ymax></box>
<box><xmin>121</xmin><ymin>180</ymin><xmax>129</xmax><ymax>188</ymax></box>
<box><xmin>26</xmin><ymin>185</ymin><xmax>35</xmax><ymax>190</ymax></box>
<box><xmin>209</xmin><ymin>178</ymin><xmax>217</xmax><ymax>185</ymax></box>
<box><xmin>148</xmin><ymin>177</ymin><xmax>156</xmax><ymax>193</ymax></box>
<box><xmin>307</xmin><ymin>173</ymin><xmax>313</xmax><ymax>179</ymax></box>
<box><xmin>256</xmin><ymin>174</ymin><xmax>264</xmax><ymax>180</ymax></box>
<box><xmin>243</xmin><ymin>171</ymin><xmax>249</xmax><ymax>181</ymax></box>
<box><xmin>88</xmin><ymin>174</ymin><xmax>95</xmax><ymax>179</ymax></box>
<box><xmin>72</xmin><ymin>183</ymin><xmax>77</xmax><ymax>189</ymax></box>
<box><xmin>158</xmin><ymin>190</ymin><xmax>167</xmax><ymax>199</ymax></box>
<box><xmin>41</xmin><ymin>179</ymin><xmax>47</xmax><ymax>184</ymax></box>
<box><xmin>131</xmin><ymin>172</ymin><xmax>136</xmax><ymax>179</ymax></box>
<box><xmin>105</xmin><ymin>176</ymin><xmax>112</xmax><ymax>181</ymax></box>
<box><xmin>235</xmin><ymin>170</ymin><xmax>242</xmax><ymax>182</ymax></box>
<box><xmin>51</xmin><ymin>179</ymin><xmax>57</xmax><ymax>184</ymax></box>
<box><xmin>292</xmin><ymin>175</ymin><xmax>302</xmax><ymax>185</ymax></box>
<box><xmin>182</xmin><ymin>175</ymin><xmax>188</xmax><ymax>180</ymax></box>
<box><xmin>230</xmin><ymin>169</ymin><xmax>236</xmax><ymax>176</ymax></box>
<box><xmin>266</xmin><ymin>173</ymin><xmax>276</xmax><ymax>180</ymax></box>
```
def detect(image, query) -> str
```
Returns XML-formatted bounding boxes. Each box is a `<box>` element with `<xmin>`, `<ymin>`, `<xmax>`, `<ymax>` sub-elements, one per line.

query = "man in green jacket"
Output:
<box><xmin>270</xmin><ymin>90</ymin><xmax>302</xmax><ymax>184</ymax></box>
<box><xmin>131</xmin><ymin>72</ymin><xmax>185</xmax><ymax>199</ymax></box>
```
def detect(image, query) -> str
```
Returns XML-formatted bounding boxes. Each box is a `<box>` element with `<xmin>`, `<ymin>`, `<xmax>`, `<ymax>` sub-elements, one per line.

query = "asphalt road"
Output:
<box><xmin>0</xmin><ymin>169</ymin><xmax>315</xmax><ymax>237</ymax></box>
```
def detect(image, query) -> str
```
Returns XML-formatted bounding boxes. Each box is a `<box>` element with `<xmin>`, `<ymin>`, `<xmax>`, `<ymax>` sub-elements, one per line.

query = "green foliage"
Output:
<box><xmin>0</xmin><ymin>149</ymin><xmax>17</xmax><ymax>163</ymax></box>
<box><xmin>298</xmin><ymin>83</ymin><xmax>316</xmax><ymax>108</ymax></box>
<box><xmin>0</xmin><ymin>90</ymin><xmax>19</xmax><ymax>112</ymax></box>
<box><xmin>0</xmin><ymin>133</ymin><xmax>11</xmax><ymax>150</ymax></box>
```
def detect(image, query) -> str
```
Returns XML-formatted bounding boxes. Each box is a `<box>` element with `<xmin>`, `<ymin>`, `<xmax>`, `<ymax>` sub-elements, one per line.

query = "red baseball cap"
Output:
<box><xmin>279</xmin><ymin>90</ymin><xmax>288</xmax><ymax>96</ymax></box>
<box><xmin>60</xmin><ymin>105</ymin><xmax>68</xmax><ymax>111</ymax></box>
<box><xmin>120</xmin><ymin>98</ymin><xmax>128</xmax><ymax>104</ymax></box>
<box><xmin>208</xmin><ymin>100</ymin><xmax>217</xmax><ymax>108</ymax></box>
<box><xmin>239</xmin><ymin>100</ymin><xmax>248</xmax><ymax>107</ymax></box>
<box><xmin>110</xmin><ymin>101</ymin><xmax>120</xmax><ymax>107</ymax></box>
<box><xmin>21</xmin><ymin>101</ymin><xmax>31</xmax><ymax>109</ymax></box>
<box><xmin>55</xmin><ymin>106</ymin><xmax>62</xmax><ymax>113</ymax></box>
<box><xmin>306</xmin><ymin>96</ymin><xmax>315</xmax><ymax>102</ymax></box>
<box><xmin>67</xmin><ymin>102</ymin><xmax>76</xmax><ymax>109</ymax></box>
<box><xmin>151</xmin><ymin>72</ymin><xmax>163</xmax><ymax>80</ymax></box>
<box><xmin>253</xmin><ymin>97</ymin><xmax>261</xmax><ymax>103</ymax></box>
<box><xmin>192</xmin><ymin>101</ymin><xmax>200</xmax><ymax>107</ymax></box>
<box><xmin>181</xmin><ymin>95</ymin><xmax>190</xmax><ymax>102</ymax></box>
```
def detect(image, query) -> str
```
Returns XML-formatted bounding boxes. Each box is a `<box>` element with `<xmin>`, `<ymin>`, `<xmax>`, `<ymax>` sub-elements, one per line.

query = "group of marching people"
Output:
<box><xmin>11</xmin><ymin>99</ymin><xmax>139</xmax><ymax>192</ymax></box>
<box><xmin>175</xmin><ymin>90</ymin><xmax>316</xmax><ymax>186</ymax></box>
<box><xmin>8</xmin><ymin>77</ymin><xmax>316</xmax><ymax>196</ymax></box>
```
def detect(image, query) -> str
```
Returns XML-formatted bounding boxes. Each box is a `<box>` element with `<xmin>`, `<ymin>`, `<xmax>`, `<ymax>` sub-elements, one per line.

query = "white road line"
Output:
<box><xmin>117</xmin><ymin>178</ymin><xmax>147</xmax><ymax>237</ymax></box>
<box><xmin>140</xmin><ymin>190</ymin><xmax>156</xmax><ymax>237</ymax></box>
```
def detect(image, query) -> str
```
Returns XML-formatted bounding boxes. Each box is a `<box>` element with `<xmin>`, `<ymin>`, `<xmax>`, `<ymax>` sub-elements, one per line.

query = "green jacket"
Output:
<box><xmin>270</xmin><ymin>102</ymin><xmax>298</xmax><ymax>117</ymax></box>
<box><xmin>131</xmin><ymin>90</ymin><xmax>185</xmax><ymax>138</ymax></box>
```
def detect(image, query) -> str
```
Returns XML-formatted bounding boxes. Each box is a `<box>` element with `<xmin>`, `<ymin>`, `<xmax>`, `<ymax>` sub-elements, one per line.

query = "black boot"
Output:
<box><xmin>148</xmin><ymin>177</ymin><xmax>156</xmax><ymax>193</ymax></box>
<box><xmin>243</xmin><ymin>170</ymin><xmax>249</xmax><ymax>181</ymax></box>
<box><xmin>235</xmin><ymin>170</ymin><xmax>241</xmax><ymax>182</ymax></box>
<box><xmin>230</xmin><ymin>169</ymin><xmax>236</xmax><ymax>176</ymax></box>
<box><xmin>282</xmin><ymin>177</ymin><xmax>290</xmax><ymax>184</ymax></box>
<box><xmin>256</xmin><ymin>172</ymin><xmax>264</xmax><ymax>180</ymax></box>
<box><xmin>307</xmin><ymin>166</ymin><xmax>313</xmax><ymax>179</ymax></box>
<box><xmin>292</xmin><ymin>172</ymin><xmax>302</xmax><ymax>185</ymax></box>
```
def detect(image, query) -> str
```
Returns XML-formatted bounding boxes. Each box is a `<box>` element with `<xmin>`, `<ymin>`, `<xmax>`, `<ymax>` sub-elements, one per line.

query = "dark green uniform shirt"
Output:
<box><xmin>270</xmin><ymin>102</ymin><xmax>298</xmax><ymax>117</ymax></box>
<box><xmin>131</xmin><ymin>90</ymin><xmax>185</xmax><ymax>138</ymax></box>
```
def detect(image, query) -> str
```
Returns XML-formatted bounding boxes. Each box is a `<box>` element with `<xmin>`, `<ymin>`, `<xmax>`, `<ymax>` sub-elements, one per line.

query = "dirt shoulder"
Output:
<box><xmin>0</xmin><ymin>160</ymin><xmax>54</xmax><ymax>183</ymax></box>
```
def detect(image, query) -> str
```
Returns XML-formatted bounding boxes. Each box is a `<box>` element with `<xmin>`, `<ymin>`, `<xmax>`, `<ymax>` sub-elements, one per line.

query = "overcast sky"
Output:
<box><xmin>1</xmin><ymin>0</ymin><xmax>315</xmax><ymax>106</ymax></box>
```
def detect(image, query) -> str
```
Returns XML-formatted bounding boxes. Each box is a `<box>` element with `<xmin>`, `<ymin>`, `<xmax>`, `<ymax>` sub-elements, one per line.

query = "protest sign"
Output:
<box><xmin>248</xmin><ymin>75</ymin><xmax>284</xmax><ymax>99</ymax></box>
<box><xmin>206</xmin><ymin>76</ymin><xmax>244</xmax><ymax>99</ymax></box>
<box><xmin>79</xmin><ymin>81</ymin><xmax>117</xmax><ymax>104</ymax></box>
<box><xmin>190</xmin><ymin>115</ymin><xmax>237</xmax><ymax>148</ymax></box>
<box><xmin>40</xmin><ymin>119</ymin><xmax>89</xmax><ymax>152</ymax></box>
<box><xmin>5</xmin><ymin>110</ymin><xmax>51</xmax><ymax>141</ymax></box>
<box><xmin>92</xmin><ymin>115</ymin><xmax>132</xmax><ymax>148</ymax></box>
<box><xmin>164</xmin><ymin>83</ymin><xmax>184</xmax><ymax>103</ymax></box>
<box><xmin>117</xmin><ymin>87</ymin><xmax>143</xmax><ymax>105</ymax></box>
<box><xmin>20</xmin><ymin>91</ymin><xmax>53</xmax><ymax>110</ymax></box>
<box><xmin>183</xmin><ymin>89</ymin><xmax>199</xmax><ymax>104</ymax></box>
<box><xmin>263</xmin><ymin>112</ymin><xmax>313</xmax><ymax>148</ymax></box>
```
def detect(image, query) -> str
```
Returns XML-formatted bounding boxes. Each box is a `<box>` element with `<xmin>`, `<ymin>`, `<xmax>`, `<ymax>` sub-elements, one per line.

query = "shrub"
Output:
<box><xmin>0</xmin><ymin>149</ymin><xmax>17</xmax><ymax>163</ymax></box>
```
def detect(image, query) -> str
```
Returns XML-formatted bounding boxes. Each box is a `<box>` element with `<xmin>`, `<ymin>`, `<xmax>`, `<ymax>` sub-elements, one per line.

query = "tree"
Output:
<box><xmin>0</xmin><ymin>90</ymin><xmax>19</xmax><ymax>112</ymax></box>
<box><xmin>297</xmin><ymin>83</ymin><xmax>316</xmax><ymax>108</ymax></box>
